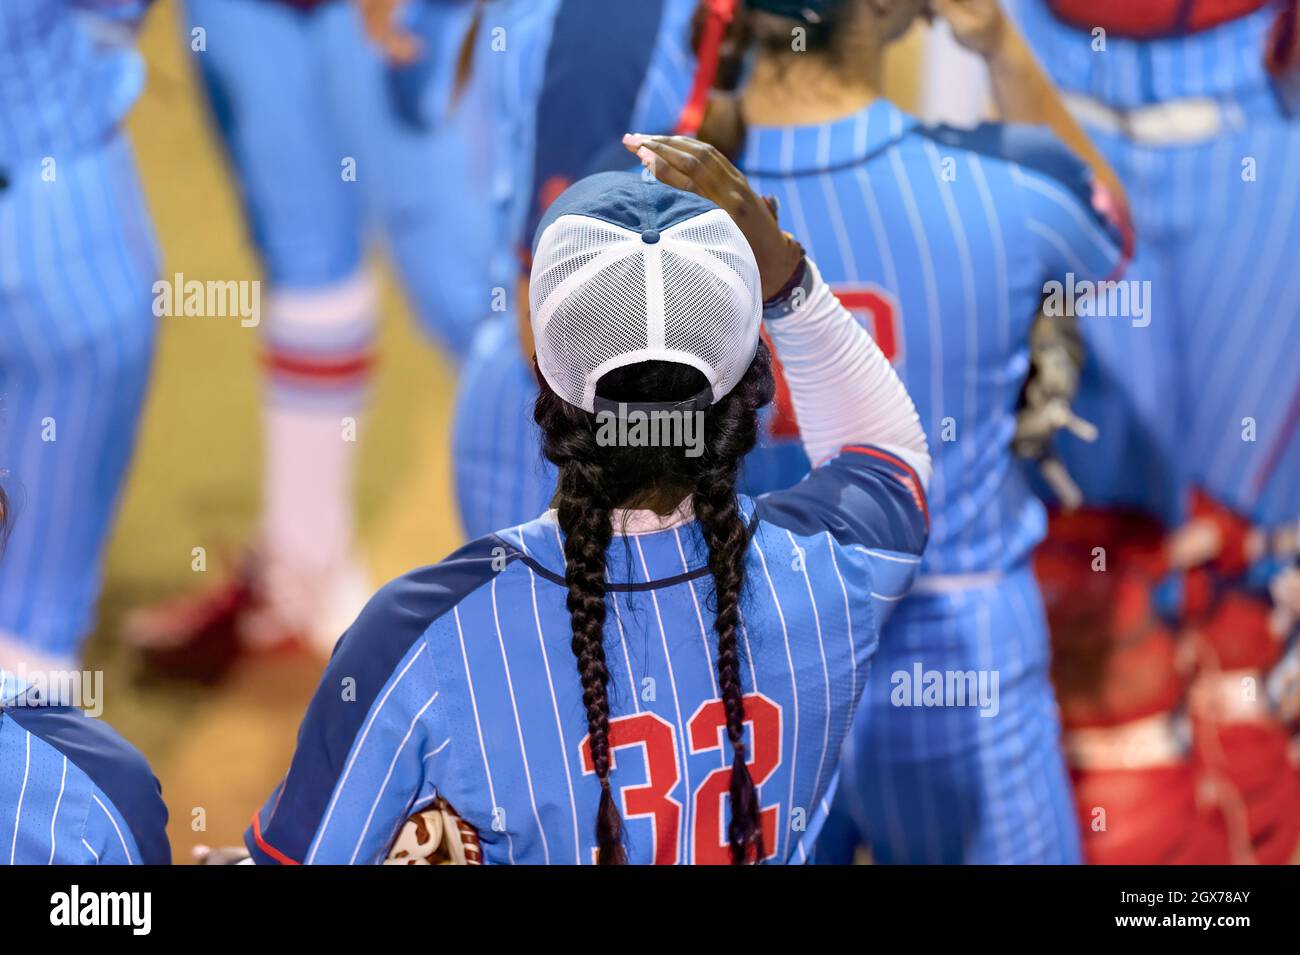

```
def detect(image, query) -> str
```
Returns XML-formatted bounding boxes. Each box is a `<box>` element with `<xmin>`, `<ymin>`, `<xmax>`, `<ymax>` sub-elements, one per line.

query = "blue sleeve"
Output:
<box><xmin>754</xmin><ymin>444</ymin><xmax>929</xmax><ymax>557</ymax></box>
<box><xmin>5</xmin><ymin>701</ymin><xmax>170</xmax><ymax>865</ymax></box>
<box><xmin>1005</xmin><ymin>127</ymin><xmax>1128</xmax><ymax>280</ymax></box>
<box><xmin>82</xmin><ymin>788</ymin><xmax>146</xmax><ymax>865</ymax></box>
<box><xmin>246</xmin><ymin>539</ymin><xmax>502</xmax><ymax>865</ymax></box>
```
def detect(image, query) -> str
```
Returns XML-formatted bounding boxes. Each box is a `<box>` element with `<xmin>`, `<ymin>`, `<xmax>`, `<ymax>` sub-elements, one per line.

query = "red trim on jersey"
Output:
<box><xmin>841</xmin><ymin>444</ymin><xmax>930</xmax><ymax>525</ymax></box>
<box><xmin>674</xmin><ymin>0</ymin><xmax>736</xmax><ymax>136</ymax></box>
<box><xmin>250</xmin><ymin>811</ymin><xmax>301</xmax><ymax>866</ymax></box>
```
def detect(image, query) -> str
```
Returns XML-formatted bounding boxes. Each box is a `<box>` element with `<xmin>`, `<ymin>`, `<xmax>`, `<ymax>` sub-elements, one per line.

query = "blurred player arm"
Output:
<box><xmin>933</xmin><ymin>0</ymin><xmax>1127</xmax><ymax>208</ymax></box>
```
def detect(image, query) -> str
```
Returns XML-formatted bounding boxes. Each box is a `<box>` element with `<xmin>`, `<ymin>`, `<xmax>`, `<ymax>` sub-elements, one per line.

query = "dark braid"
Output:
<box><xmin>535</xmin><ymin>343</ymin><xmax>773</xmax><ymax>865</ymax></box>
<box><xmin>559</xmin><ymin>467</ymin><xmax>625</xmax><ymax>865</ymax></box>
<box><xmin>695</xmin><ymin>472</ymin><xmax>762</xmax><ymax>863</ymax></box>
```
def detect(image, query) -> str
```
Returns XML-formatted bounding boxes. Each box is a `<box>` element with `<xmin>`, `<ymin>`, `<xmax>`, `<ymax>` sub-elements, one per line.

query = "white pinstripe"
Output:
<box><xmin>923</xmin><ymin>139</ymin><xmax>981</xmax><ymax>560</ymax></box>
<box><xmin>348</xmin><ymin>689</ymin><xmax>440</xmax><ymax>864</ymax></box>
<box><xmin>488</xmin><ymin>576</ymin><xmax>551</xmax><ymax>863</ymax></box>
<box><xmin>48</xmin><ymin>755</ymin><xmax>66</xmax><ymax>865</ymax></box>
<box><xmin>750</xmin><ymin>536</ymin><xmax>798</xmax><ymax>862</ymax></box>
<box><xmin>11</xmin><ymin>732</ymin><xmax>30</xmax><ymax>864</ymax></box>
<box><xmin>825</xmin><ymin>535</ymin><xmax>859</xmax><ymax>714</ymax></box>
<box><xmin>671</xmin><ymin>527</ymin><xmax>720</xmax><ymax>699</ymax></box>
<box><xmin>886</xmin><ymin>114</ymin><xmax>948</xmax><ymax>541</ymax></box>
<box><xmin>973</xmin><ymin>595</ymin><xmax>1015</xmax><ymax>861</ymax></box>
<box><xmin>1025</xmin><ymin>220</ymin><xmax>1091</xmax><ymax>276</ymax></box>
<box><xmin>452</xmin><ymin>605</ymin><xmax>516</xmax><ymax>864</ymax></box>
<box><xmin>1003</xmin><ymin>578</ymin><xmax>1051</xmax><ymax>861</ymax></box>
<box><xmin>1013</xmin><ymin>164</ymin><xmax>1117</xmax><ymax>261</ymax></box>
<box><xmin>786</xmin><ymin>531</ymin><xmax>832</xmax><ymax>803</ymax></box>
<box><xmin>91</xmin><ymin>794</ymin><xmax>132</xmax><ymax>865</ymax></box>
<box><xmin>307</xmin><ymin>643</ymin><xmax>427</xmax><ymax>863</ymax></box>
<box><xmin>423</xmin><ymin>738</ymin><xmax>451</xmax><ymax>760</ymax></box>
<box><xmin>967</xmin><ymin>154</ymin><xmax>1013</xmax><ymax>552</ymax></box>
<box><xmin>513</xmin><ymin>527</ymin><xmax>581</xmax><ymax>863</ymax></box>
<box><xmin>632</xmin><ymin>536</ymin><xmax>693</xmax><ymax>863</ymax></box>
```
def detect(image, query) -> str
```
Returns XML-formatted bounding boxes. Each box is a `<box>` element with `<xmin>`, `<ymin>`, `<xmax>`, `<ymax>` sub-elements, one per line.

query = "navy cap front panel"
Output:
<box><xmin>531</xmin><ymin>171</ymin><xmax>720</xmax><ymax>255</ymax></box>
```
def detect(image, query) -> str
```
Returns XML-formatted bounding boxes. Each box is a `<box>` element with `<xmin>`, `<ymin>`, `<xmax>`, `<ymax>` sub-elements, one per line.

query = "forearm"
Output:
<box><xmin>763</xmin><ymin>259</ymin><xmax>931</xmax><ymax>487</ymax></box>
<box><xmin>984</xmin><ymin>22</ymin><xmax>1127</xmax><ymax>206</ymax></box>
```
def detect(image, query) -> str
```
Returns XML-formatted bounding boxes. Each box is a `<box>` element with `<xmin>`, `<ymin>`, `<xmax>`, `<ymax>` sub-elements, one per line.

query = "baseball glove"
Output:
<box><xmin>1013</xmin><ymin>304</ymin><xmax>1097</xmax><ymax>509</ymax></box>
<box><xmin>384</xmin><ymin>796</ymin><xmax>483</xmax><ymax>865</ymax></box>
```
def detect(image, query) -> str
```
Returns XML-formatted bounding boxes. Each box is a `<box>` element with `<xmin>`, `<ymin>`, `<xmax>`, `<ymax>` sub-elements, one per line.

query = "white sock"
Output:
<box><xmin>259</xmin><ymin>270</ymin><xmax>376</xmax><ymax>639</ymax></box>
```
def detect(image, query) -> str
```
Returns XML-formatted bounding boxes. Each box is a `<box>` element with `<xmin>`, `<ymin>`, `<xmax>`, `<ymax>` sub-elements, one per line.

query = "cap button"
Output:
<box><xmin>641</xmin><ymin>229</ymin><xmax>660</xmax><ymax>244</ymax></box>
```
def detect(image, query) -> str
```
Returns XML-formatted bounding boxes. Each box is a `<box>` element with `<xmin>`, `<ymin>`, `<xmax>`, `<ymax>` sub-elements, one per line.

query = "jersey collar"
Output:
<box><xmin>515</xmin><ymin>498</ymin><xmax>760</xmax><ymax>592</ymax></box>
<box><xmin>742</xmin><ymin>98</ymin><xmax>919</xmax><ymax>177</ymax></box>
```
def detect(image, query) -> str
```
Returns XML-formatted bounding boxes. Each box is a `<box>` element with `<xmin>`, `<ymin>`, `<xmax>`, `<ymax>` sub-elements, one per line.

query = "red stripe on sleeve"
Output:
<box><xmin>250</xmin><ymin>811</ymin><xmax>301</xmax><ymax>866</ymax></box>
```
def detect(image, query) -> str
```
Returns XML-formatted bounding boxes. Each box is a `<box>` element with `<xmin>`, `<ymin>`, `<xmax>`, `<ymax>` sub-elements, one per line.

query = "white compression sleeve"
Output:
<box><xmin>763</xmin><ymin>259</ymin><xmax>932</xmax><ymax>488</ymax></box>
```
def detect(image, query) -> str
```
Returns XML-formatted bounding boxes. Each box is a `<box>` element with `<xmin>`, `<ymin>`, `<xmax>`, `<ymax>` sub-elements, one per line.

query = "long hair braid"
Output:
<box><xmin>693</xmin><ymin>382</ymin><xmax>765</xmax><ymax>864</ymax></box>
<box><xmin>535</xmin><ymin>343</ymin><xmax>773</xmax><ymax>865</ymax></box>
<box><xmin>548</xmin><ymin>430</ymin><xmax>626</xmax><ymax>864</ymax></box>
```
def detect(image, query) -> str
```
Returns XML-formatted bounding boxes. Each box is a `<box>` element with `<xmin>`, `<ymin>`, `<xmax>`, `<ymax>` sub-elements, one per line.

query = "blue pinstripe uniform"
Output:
<box><xmin>247</xmin><ymin>447</ymin><xmax>927</xmax><ymax>864</ymax></box>
<box><xmin>1012</xmin><ymin>0</ymin><xmax>1300</xmax><ymax>529</ymax></box>
<box><xmin>452</xmin><ymin>0</ymin><xmax>697</xmax><ymax>538</ymax></box>
<box><xmin>738</xmin><ymin>101</ymin><xmax>1123</xmax><ymax>863</ymax></box>
<box><xmin>0</xmin><ymin>670</ymin><xmax>169</xmax><ymax>865</ymax></box>
<box><xmin>0</xmin><ymin>0</ymin><xmax>159</xmax><ymax>666</ymax></box>
<box><xmin>184</xmin><ymin>0</ymin><xmax>492</xmax><ymax>360</ymax></box>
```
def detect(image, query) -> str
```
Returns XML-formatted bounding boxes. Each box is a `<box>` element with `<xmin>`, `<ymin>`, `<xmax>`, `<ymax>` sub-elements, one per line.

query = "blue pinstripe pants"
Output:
<box><xmin>0</xmin><ymin>133</ymin><xmax>158</xmax><ymax>663</ymax></box>
<box><xmin>818</xmin><ymin>563</ymin><xmax>1082</xmax><ymax>864</ymax></box>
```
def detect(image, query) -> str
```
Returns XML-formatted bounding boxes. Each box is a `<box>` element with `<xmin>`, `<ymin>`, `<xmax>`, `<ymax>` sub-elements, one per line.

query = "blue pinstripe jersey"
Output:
<box><xmin>0</xmin><ymin>0</ymin><xmax>150</xmax><ymax>165</ymax></box>
<box><xmin>497</xmin><ymin>0</ymin><xmax>697</xmax><ymax>258</ymax></box>
<box><xmin>1010</xmin><ymin>0</ymin><xmax>1280</xmax><ymax>108</ymax></box>
<box><xmin>248</xmin><ymin>445</ymin><xmax>928</xmax><ymax>864</ymax></box>
<box><xmin>742</xmin><ymin>101</ymin><xmax>1123</xmax><ymax>575</ymax></box>
<box><xmin>0</xmin><ymin>671</ymin><xmax>169</xmax><ymax>865</ymax></box>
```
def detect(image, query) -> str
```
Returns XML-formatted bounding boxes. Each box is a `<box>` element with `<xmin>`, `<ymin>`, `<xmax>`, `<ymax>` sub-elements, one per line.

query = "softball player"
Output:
<box><xmin>0</xmin><ymin>0</ymin><xmax>159</xmax><ymax>671</ymax></box>
<box><xmin>1011</xmin><ymin>0</ymin><xmax>1300</xmax><ymax>864</ymax></box>
<box><xmin>0</xmin><ymin>668</ymin><xmax>170</xmax><ymax>865</ymax></box>
<box><xmin>0</xmin><ymin>486</ymin><xmax>169</xmax><ymax>865</ymax></box>
<box><xmin>452</xmin><ymin>0</ymin><xmax>702</xmax><ymax>538</ymax></box>
<box><xmin>245</xmin><ymin>152</ymin><xmax>931</xmax><ymax>865</ymax></box>
<box><xmin>124</xmin><ymin>0</ymin><xmax>496</xmax><ymax>666</ymax></box>
<box><xmin>724</xmin><ymin>0</ymin><xmax>1126</xmax><ymax>863</ymax></box>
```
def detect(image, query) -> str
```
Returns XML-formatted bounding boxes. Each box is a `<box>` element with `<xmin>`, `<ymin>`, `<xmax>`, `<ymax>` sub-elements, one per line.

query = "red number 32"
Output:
<box><xmin>580</xmin><ymin>693</ymin><xmax>782</xmax><ymax>864</ymax></box>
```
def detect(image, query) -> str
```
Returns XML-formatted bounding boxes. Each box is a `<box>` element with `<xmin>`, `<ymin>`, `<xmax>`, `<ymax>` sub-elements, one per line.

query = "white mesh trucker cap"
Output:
<box><xmin>529</xmin><ymin>170</ymin><xmax>763</xmax><ymax>415</ymax></box>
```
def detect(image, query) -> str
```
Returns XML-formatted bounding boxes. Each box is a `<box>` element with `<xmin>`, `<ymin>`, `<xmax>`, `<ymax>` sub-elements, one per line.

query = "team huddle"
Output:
<box><xmin>0</xmin><ymin>0</ymin><xmax>1296</xmax><ymax>865</ymax></box>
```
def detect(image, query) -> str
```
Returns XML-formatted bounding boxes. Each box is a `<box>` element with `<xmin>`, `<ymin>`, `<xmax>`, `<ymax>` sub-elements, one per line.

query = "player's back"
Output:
<box><xmin>0</xmin><ymin>671</ymin><xmax>170</xmax><ymax>865</ymax></box>
<box><xmin>425</xmin><ymin>500</ymin><xmax>923</xmax><ymax>865</ymax></box>
<box><xmin>743</xmin><ymin>99</ymin><xmax>1122</xmax><ymax>574</ymax></box>
<box><xmin>247</xmin><ymin>445</ymin><xmax>928</xmax><ymax>865</ymax></box>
